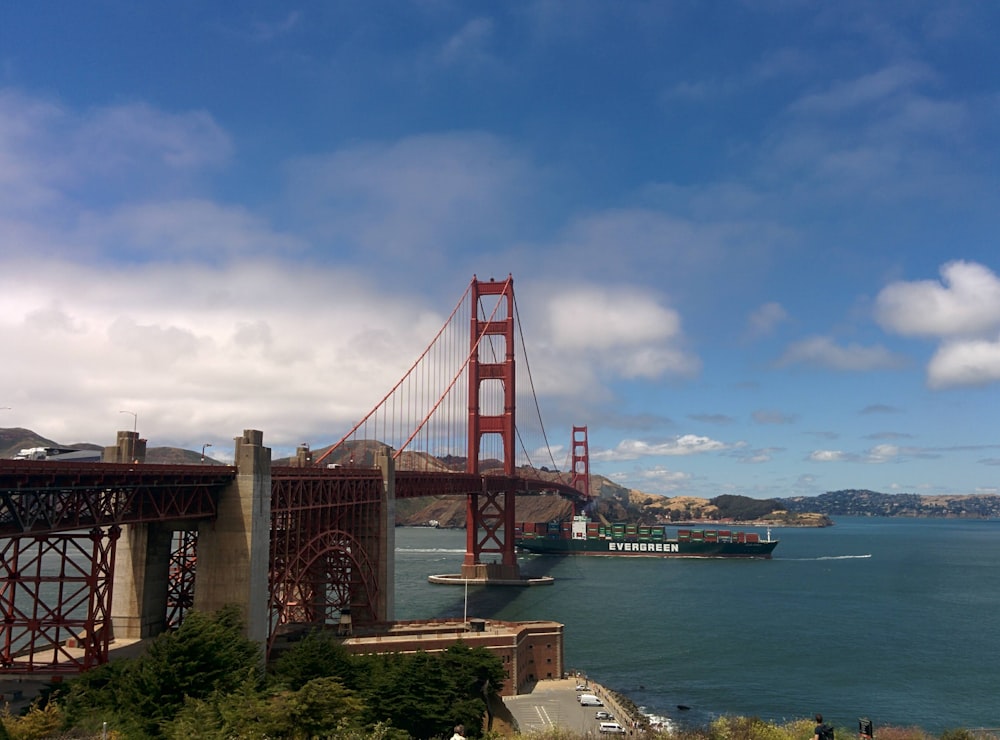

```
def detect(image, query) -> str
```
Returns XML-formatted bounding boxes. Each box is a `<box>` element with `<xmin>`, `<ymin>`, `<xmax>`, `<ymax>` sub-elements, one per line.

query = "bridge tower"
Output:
<box><xmin>462</xmin><ymin>276</ymin><xmax>520</xmax><ymax>581</ymax></box>
<box><xmin>570</xmin><ymin>425</ymin><xmax>591</xmax><ymax>500</ymax></box>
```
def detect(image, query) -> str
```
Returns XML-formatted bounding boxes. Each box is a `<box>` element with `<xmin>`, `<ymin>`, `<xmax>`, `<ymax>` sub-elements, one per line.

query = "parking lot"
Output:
<box><xmin>502</xmin><ymin>677</ymin><xmax>634</xmax><ymax>736</ymax></box>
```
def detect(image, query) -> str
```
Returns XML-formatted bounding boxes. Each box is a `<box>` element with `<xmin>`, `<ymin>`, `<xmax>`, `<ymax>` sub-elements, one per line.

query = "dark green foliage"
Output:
<box><xmin>53</xmin><ymin>616</ymin><xmax>503</xmax><ymax>739</ymax></box>
<box><xmin>711</xmin><ymin>494</ymin><xmax>785</xmax><ymax>520</ymax></box>
<box><xmin>352</xmin><ymin>643</ymin><xmax>504</xmax><ymax>738</ymax></box>
<box><xmin>269</xmin><ymin>629</ymin><xmax>357</xmax><ymax>691</ymax></box>
<box><xmin>270</xmin><ymin>630</ymin><xmax>504</xmax><ymax>737</ymax></box>
<box><xmin>167</xmin><ymin>674</ymin><xmax>367</xmax><ymax>739</ymax></box>
<box><xmin>58</xmin><ymin>605</ymin><xmax>261</xmax><ymax>738</ymax></box>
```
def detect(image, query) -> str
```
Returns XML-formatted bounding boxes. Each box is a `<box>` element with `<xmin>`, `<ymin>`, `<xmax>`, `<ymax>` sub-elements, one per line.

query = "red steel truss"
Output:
<box><xmin>0</xmin><ymin>527</ymin><xmax>119</xmax><ymax>673</ymax></box>
<box><xmin>268</xmin><ymin>467</ymin><xmax>384</xmax><ymax>650</ymax></box>
<box><xmin>165</xmin><ymin>530</ymin><xmax>199</xmax><ymax>630</ymax></box>
<box><xmin>0</xmin><ymin>461</ymin><xmax>229</xmax><ymax>536</ymax></box>
<box><xmin>0</xmin><ymin>462</ymin><xmax>230</xmax><ymax>673</ymax></box>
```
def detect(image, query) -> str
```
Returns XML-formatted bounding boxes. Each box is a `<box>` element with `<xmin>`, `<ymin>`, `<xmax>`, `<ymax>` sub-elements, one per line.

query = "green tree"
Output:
<box><xmin>0</xmin><ymin>701</ymin><xmax>61</xmax><ymax>740</ymax></box>
<box><xmin>166</xmin><ymin>677</ymin><xmax>275</xmax><ymax>740</ymax></box>
<box><xmin>282</xmin><ymin>676</ymin><xmax>367</xmax><ymax>737</ymax></box>
<box><xmin>269</xmin><ymin>629</ymin><xmax>357</xmax><ymax>691</ymax></box>
<box><xmin>168</xmin><ymin>675</ymin><xmax>367</xmax><ymax>740</ymax></box>
<box><xmin>353</xmin><ymin>644</ymin><xmax>504</xmax><ymax>739</ymax></box>
<box><xmin>59</xmin><ymin>605</ymin><xmax>261</xmax><ymax>738</ymax></box>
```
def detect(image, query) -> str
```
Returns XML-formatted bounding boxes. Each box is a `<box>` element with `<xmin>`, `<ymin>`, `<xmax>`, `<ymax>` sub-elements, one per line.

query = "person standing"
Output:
<box><xmin>450</xmin><ymin>724</ymin><xmax>467</xmax><ymax>740</ymax></box>
<box><xmin>813</xmin><ymin>714</ymin><xmax>834</xmax><ymax>740</ymax></box>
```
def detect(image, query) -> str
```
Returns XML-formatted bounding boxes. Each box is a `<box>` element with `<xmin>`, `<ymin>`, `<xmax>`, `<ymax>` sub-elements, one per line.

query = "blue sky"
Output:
<box><xmin>2</xmin><ymin>1</ymin><xmax>999</xmax><ymax>499</ymax></box>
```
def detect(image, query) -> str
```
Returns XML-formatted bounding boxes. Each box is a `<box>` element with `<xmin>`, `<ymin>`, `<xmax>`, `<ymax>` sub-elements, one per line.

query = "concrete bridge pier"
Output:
<box><xmin>376</xmin><ymin>447</ymin><xmax>395</xmax><ymax>622</ymax></box>
<box><xmin>111</xmin><ymin>430</ymin><xmax>272</xmax><ymax>648</ymax></box>
<box><xmin>193</xmin><ymin>430</ymin><xmax>272</xmax><ymax>645</ymax></box>
<box><xmin>110</xmin><ymin>523</ymin><xmax>174</xmax><ymax>639</ymax></box>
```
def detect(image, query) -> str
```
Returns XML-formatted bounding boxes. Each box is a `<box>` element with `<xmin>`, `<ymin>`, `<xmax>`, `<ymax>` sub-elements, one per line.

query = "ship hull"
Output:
<box><xmin>516</xmin><ymin>537</ymin><xmax>777</xmax><ymax>559</ymax></box>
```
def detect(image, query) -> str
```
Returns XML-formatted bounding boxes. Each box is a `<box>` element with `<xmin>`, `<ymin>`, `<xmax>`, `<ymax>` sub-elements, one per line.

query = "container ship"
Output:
<box><xmin>515</xmin><ymin>515</ymin><xmax>778</xmax><ymax>559</ymax></box>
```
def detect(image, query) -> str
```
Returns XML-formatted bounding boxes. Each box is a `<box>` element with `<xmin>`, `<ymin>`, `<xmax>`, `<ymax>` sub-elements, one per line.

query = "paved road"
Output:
<box><xmin>503</xmin><ymin>678</ymin><xmax>633</xmax><ymax>736</ymax></box>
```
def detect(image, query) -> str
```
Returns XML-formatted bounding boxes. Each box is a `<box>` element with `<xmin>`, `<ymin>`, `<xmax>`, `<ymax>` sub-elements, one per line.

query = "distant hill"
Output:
<box><xmin>781</xmin><ymin>489</ymin><xmax>1000</xmax><ymax>518</ymax></box>
<box><xmin>1</xmin><ymin>427</ymin><xmax>63</xmax><ymax>458</ymax></box>
<box><xmin>1</xmin><ymin>427</ymin><xmax>224</xmax><ymax>465</ymax></box>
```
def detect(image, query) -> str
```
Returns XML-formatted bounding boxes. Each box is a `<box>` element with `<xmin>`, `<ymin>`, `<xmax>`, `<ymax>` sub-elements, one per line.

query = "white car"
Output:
<box><xmin>595</xmin><ymin>711</ymin><xmax>614</xmax><ymax>720</ymax></box>
<box><xmin>575</xmin><ymin>683</ymin><xmax>589</xmax><ymax>691</ymax></box>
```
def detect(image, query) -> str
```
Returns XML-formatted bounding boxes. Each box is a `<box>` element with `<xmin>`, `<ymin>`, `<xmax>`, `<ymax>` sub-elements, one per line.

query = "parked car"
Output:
<box><xmin>595</xmin><ymin>711</ymin><xmax>614</xmax><ymax>720</ymax></box>
<box><xmin>575</xmin><ymin>684</ymin><xmax>589</xmax><ymax>691</ymax></box>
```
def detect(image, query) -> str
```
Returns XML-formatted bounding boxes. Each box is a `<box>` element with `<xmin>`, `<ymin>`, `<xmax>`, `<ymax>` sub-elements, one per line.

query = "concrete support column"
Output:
<box><xmin>193</xmin><ymin>430</ymin><xmax>271</xmax><ymax>646</ymax></box>
<box><xmin>103</xmin><ymin>430</ymin><xmax>146</xmax><ymax>463</ymax></box>
<box><xmin>111</xmin><ymin>523</ymin><xmax>173</xmax><ymax>639</ymax></box>
<box><xmin>376</xmin><ymin>446</ymin><xmax>396</xmax><ymax>622</ymax></box>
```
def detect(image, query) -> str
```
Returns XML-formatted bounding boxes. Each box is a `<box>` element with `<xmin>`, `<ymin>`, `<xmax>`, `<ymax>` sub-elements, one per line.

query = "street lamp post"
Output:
<box><xmin>119</xmin><ymin>409</ymin><xmax>137</xmax><ymax>433</ymax></box>
<box><xmin>201</xmin><ymin>443</ymin><xmax>212</xmax><ymax>464</ymax></box>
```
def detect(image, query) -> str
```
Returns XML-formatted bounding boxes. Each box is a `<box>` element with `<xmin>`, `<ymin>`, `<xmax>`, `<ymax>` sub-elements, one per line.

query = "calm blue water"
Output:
<box><xmin>394</xmin><ymin>518</ymin><xmax>1000</xmax><ymax>733</ymax></box>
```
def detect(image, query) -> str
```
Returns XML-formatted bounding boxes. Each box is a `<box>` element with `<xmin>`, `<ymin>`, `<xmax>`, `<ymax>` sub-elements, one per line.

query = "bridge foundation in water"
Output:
<box><xmin>427</xmin><ymin>570</ymin><xmax>553</xmax><ymax>586</ymax></box>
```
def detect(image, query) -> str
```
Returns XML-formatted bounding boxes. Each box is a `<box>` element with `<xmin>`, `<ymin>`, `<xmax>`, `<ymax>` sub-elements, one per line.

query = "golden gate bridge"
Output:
<box><xmin>0</xmin><ymin>275</ymin><xmax>592</xmax><ymax>675</ymax></box>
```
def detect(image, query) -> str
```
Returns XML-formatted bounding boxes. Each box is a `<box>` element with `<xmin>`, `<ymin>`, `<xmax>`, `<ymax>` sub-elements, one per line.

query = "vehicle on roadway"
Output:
<box><xmin>578</xmin><ymin>693</ymin><xmax>603</xmax><ymax>706</ymax></box>
<box><xmin>599</xmin><ymin>721</ymin><xmax>626</xmax><ymax>734</ymax></box>
<box><xmin>575</xmin><ymin>684</ymin><xmax>589</xmax><ymax>691</ymax></box>
<box><xmin>595</xmin><ymin>710</ymin><xmax>614</xmax><ymax>720</ymax></box>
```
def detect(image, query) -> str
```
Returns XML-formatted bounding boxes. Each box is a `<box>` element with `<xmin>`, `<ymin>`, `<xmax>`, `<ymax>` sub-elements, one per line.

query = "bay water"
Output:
<box><xmin>394</xmin><ymin>518</ymin><xmax>1000</xmax><ymax>734</ymax></box>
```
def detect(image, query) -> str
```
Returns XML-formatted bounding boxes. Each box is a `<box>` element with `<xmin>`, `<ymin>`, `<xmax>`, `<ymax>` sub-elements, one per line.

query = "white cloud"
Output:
<box><xmin>927</xmin><ymin>337</ymin><xmax>1000</xmax><ymax>389</ymax></box>
<box><xmin>745</xmin><ymin>301</ymin><xmax>789</xmax><ymax>339</ymax></box>
<box><xmin>545</xmin><ymin>287</ymin><xmax>681</xmax><ymax>351</ymax></box>
<box><xmin>0</xmin><ymin>90</ymin><xmax>73</xmax><ymax>213</ymax></box>
<box><xmin>438</xmin><ymin>18</ymin><xmax>495</xmax><ymax>67</ymax></box>
<box><xmin>633</xmin><ymin>465</ymin><xmax>692</xmax><ymax>493</ymax></box>
<box><xmin>594</xmin><ymin>434</ymin><xmax>727</xmax><ymax>462</ymax></box>
<box><xmin>0</xmin><ymin>259</ymin><xmax>440</xmax><ymax>448</ymax></box>
<box><xmin>875</xmin><ymin>261</ymin><xmax>1000</xmax><ymax>389</ymax></box>
<box><xmin>809</xmin><ymin>449</ymin><xmax>850</xmax><ymax>462</ymax></box>
<box><xmin>78</xmin><ymin>199</ymin><xmax>306</xmax><ymax>259</ymax></box>
<box><xmin>865</xmin><ymin>444</ymin><xmax>900</xmax><ymax>463</ymax></box>
<box><xmin>876</xmin><ymin>260</ymin><xmax>1000</xmax><ymax>338</ymax></box>
<box><xmin>752</xmin><ymin>409</ymin><xmax>796</xmax><ymax>425</ymax></box>
<box><xmin>511</xmin><ymin>283</ymin><xmax>700</xmax><ymax>404</ymax></box>
<box><xmin>777</xmin><ymin>336</ymin><xmax>906</xmax><ymax>371</ymax></box>
<box><xmin>0</xmin><ymin>90</ymin><xmax>231</xmax><ymax>226</ymax></box>
<box><xmin>76</xmin><ymin>103</ymin><xmax>231</xmax><ymax>172</ymax></box>
<box><xmin>284</xmin><ymin>133</ymin><xmax>536</xmax><ymax>260</ymax></box>
<box><xmin>790</xmin><ymin>62</ymin><xmax>934</xmax><ymax>116</ymax></box>
<box><xmin>736</xmin><ymin>447</ymin><xmax>782</xmax><ymax>464</ymax></box>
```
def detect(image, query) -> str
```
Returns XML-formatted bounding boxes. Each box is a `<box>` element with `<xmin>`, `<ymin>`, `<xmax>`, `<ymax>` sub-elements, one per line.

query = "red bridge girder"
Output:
<box><xmin>0</xmin><ymin>461</ymin><xmax>232</xmax><ymax>535</ymax></box>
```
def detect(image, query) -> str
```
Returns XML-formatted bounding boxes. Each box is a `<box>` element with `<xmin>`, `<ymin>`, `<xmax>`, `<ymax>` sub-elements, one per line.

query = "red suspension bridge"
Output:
<box><xmin>0</xmin><ymin>275</ymin><xmax>591</xmax><ymax>675</ymax></box>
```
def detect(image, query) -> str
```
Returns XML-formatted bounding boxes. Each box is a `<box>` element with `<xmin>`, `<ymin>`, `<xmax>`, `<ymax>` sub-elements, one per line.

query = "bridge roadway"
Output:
<box><xmin>0</xmin><ymin>445</ymin><xmax>586</xmax><ymax>674</ymax></box>
<box><xmin>0</xmin><ymin>461</ymin><xmax>583</xmax><ymax>537</ymax></box>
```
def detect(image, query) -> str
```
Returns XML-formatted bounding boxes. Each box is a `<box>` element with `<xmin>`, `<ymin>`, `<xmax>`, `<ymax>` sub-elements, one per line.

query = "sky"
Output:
<box><xmin>2</xmin><ymin>1</ymin><xmax>999</xmax><ymax>499</ymax></box>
